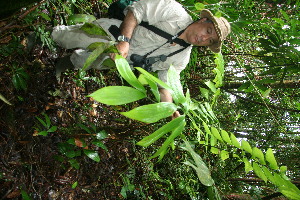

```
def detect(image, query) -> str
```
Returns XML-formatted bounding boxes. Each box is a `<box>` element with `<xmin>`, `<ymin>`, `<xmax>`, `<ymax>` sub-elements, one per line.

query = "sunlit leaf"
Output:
<box><xmin>230</xmin><ymin>133</ymin><xmax>241</xmax><ymax>148</ymax></box>
<box><xmin>67</xmin><ymin>14</ymin><xmax>96</xmax><ymax>25</ymax></box>
<box><xmin>210</xmin><ymin>147</ymin><xmax>219</xmax><ymax>154</ymax></box>
<box><xmin>253</xmin><ymin>162</ymin><xmax>267</xmax><ymax>183</ymax></box>
<box><xmin>115</xmin><ymin>55</ymin><xmax>146</xmax><ymax>93</ymax></box>
<box><xmin>96</xmin><ymin>130</ymin><xmax>108</xmax><ymax>140</ymax></box>
<box><xmin>167</xmin><ymin>65</ymin><xmax>186</xmax><ymax>104</ymax></box>
<box><xmin>72</xmin><ymin>181</ymin><xmax>78</xmax><ymax>189</ymax></box>
<box><xmin>89</xmin><ymin>86</ymin><xmax>146</xmax><ymax>105</ymax></box>
<box><xmin>205</xmin><ymin>81</ymin><xmax>217</xmax><ymax>93</ymax></box>
<box><xmin>83</xmin><ymin>149</ymin><xmax>100</xmax><ymax>162</ymax></box>
<box><xmin>121</xmin><ymin>102</ymin><xmax>177</xmax><ymax>123</ymax></box>
<box><xmin>195</xmin><ymin>3</ymin><xmax>205</xmax><ymax>10</ymax></box>
<box><xmin>220</xmin><ymin>150</ymin><xmax>229</xmax><ymax>161</ymax></box>
<box><xmin>243</xmin><ymin>158</ymin><xmax>252</xmax><ymax>173</ymax></box>
<box><xmin>38</xmin><ymin>131</ymin><xmax>48</xmax><ymax>136</ymax></box>
<box><xmin>241</xmin><ymin>140</ymin><xmax>252</xmax><ymax>154</ymax></box>
<box><xmin>252</xmin><ymin>147</ymin><xmax>266</xmax><ymax>165</ymax></box>
<box><xmin>266</xmin><ymin>148</ymin><xmax>279</xmax><ymax>170</ymax></box>
<box><xmin>221</xmin><ymin>130</ymin><xmax>231</xmax><ymax>144</ymax></box>
<box><xmin>211</xmin><ymin>127</ymin><xmax>223</xmax><ymax>142</ymax></box>
<box><xmin>262</xmin><ymin>166</ymin><xmax>276</xmax><ymax>184</ymax></box>
<box><xmin>137</xmin><ymin>116</ymin><xmax>184</xmax><ymax>147</ymax></box>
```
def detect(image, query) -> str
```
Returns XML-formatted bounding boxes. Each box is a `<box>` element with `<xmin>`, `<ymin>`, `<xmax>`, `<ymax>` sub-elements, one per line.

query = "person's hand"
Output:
<box><xmin>110</xmin><ymin>41</ymin><xmax>130</xmax><ymax>60</ymax></box>
<box><xmin>172</xmin><ymin>111</ymin><xmax>180</xmax><ymax>120</ymax></box>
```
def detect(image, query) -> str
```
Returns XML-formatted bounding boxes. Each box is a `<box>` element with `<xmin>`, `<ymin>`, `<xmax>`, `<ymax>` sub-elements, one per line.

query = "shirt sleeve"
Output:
<box><xmin>124</xmin><ymin>0</ymin><xmax>185</xmax><ymax>25</ymax></box>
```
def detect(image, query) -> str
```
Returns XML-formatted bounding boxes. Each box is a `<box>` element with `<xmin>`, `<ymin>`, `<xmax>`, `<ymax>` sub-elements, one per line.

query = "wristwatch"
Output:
<box><xmin>117</xmin><ymin>35</ymin><xmax>131</xmax><ymax>43</ymax></box>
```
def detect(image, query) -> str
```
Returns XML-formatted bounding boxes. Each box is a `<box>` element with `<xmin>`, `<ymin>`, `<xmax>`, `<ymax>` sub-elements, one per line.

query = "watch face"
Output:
<box><xmin>118</xmin><ymin>35</ymin><xmax>129</xmax><ymax>42</ymax></box>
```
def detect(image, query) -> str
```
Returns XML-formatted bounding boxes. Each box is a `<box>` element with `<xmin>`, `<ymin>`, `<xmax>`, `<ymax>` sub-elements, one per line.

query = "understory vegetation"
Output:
<box><xmin>0</xmin><ymin>0</ymin><xmax>299</xmax><ymax>199</ymax></box>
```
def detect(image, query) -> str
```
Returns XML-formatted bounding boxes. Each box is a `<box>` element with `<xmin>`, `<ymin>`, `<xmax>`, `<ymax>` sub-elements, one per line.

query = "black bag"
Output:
<box><xmin>108</xmin><ymin>0</ymin><xmax>139</xmax><ymax>20</ymax></box>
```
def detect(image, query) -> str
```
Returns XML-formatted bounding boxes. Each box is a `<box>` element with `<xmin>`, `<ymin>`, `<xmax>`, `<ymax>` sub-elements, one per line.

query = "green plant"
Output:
<box><xmin>87</xmin><ymin>54</ymin><xmax>300</xmax><ymax>199</ymax></box>
<box><xmin>35</xmin><ymin>113</ymin><xmax>57</xmax><ymax>136</ymax></box>
<box><xmin>55</xmin><ymin>122</ymin><xmax>108</xmax><ymax>169</ymax></box>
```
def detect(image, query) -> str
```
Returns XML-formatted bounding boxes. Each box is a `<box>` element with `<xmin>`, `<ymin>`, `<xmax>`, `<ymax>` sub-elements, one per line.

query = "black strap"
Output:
<box><xmin>139</xmin><ymin>21</ymin><xmax>189</xmax><ymax>48</ymax></box>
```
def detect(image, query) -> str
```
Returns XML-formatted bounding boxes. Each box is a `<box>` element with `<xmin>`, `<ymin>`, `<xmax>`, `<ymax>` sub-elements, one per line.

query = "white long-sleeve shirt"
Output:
<box><xmin>51</xmin><ymin>0</ymin><xmax>193</xmax><ymax>83</ymax></box>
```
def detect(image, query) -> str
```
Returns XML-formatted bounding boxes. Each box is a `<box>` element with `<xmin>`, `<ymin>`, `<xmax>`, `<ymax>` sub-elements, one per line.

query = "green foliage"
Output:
<box><xmin>56</xmin><ymin>123</ymin><xmax>108</xmax><ymax>169</ymax></box>
<box><xmin>67</xmin><ymin>14</ymin><xmax>96</xmax><ymax>25</ymax></box>
<box><xmin>35</xmin><ymin>113</ymin><xmax>57</xmax><ymax>136</ymax></box>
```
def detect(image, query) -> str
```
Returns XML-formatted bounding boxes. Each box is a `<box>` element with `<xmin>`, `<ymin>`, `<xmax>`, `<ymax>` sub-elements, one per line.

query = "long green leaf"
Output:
<box><xmin>115</xmin><ymin>55</ymin><xmax>146</xmax><ymax>93</ymax></box>
<box><xmin>241</xmin><ymin>140</ymin><xmax>252</xmax><ymax>154</ymax></box>
<box><xmin>230</xmin><ymin>133</ymin><xmax>241</xmax><ymax>148</ymax></box>
<box><xmin>253</xmin><ymin>162</ymin><xmax>267</xmax><ymax>183</ymax></box>
<box><xmin>221</xmin><ymin>130</ymin><xmax>231</xmax><ymax>144</ymax></box>
<box><xmin>151</xmin><ymin>118</ymin><xmax>185</xmax><ymax>160</ymax></box>
<box><xmin>211</xmin><ymin>127</ymin><xmax>223</xmax><ymax>142</ymax></box>
<box><xmin>89</xmin><ymin>86</ymin><xmax>146</xmax><ymax>105</ymax></box>
<box><xmin>145</xmin><ymin>76</ymin><xmax>160</xmax><ymax>102</ymax></box>
<box><xmin>0</xmin><ymin>93</ymin><xmax>12</xmax><ymax>105</ymax></box>
<box><xmin>167</xmin><ymin>65</ymin><xmax>185</xmax><ymax>104</ymax></box>
<box><xmin>137</xmin><ymin>116</ymin><xmax>185</xmax><ymax>147</ymax></box>
<box><xmin>265</xmin><ymin>148</ymin><xmax>279</xmax><ymax>170</ymax></box>
<box><xmin>67</xmin><ymin>14</ymin><xmax>96</xmax><ymax>25</ymax></box>
<box><xmin>121</xmin><ymin>102</ymin><xmax>177</xmax><ymax>123</ymax></box>
<box><xmin>83</xmin><ymin>42</ymin><xmax>110</xmax><ymax>70</ymax></box>
<box><xmin>252</xmin><ymin>147</ymin><xmax>266</xmax><ymax>165</ymax></box>
<box><xmin>135</xmin><ymin>67</ymin><xmax>172</xmax><ymax>90</ymax></box>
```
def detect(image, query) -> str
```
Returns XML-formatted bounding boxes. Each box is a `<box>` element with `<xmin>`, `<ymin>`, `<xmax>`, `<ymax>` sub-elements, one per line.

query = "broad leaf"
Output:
<box><xmin>241</xmin><ymin>140</ymin><xmax>252</xmax><ymax>154</ymax></box>
<box><xmin>200</xmin><ymin>87</ymin><xmax>209</xmax><ymax>100</ymax></box>
<box><xmin>137</xmin><ymin>116</ymin><xmax>185</xmax><ymax>147</ymax></box>
<box><xmin>182</xmin><ymin>140</ymin><xmax>214</xmax><ymax>186</ymax></box>
<box><xmin>211</xmin><ymin>127</ymin><xmax>223</xmax><ymax>142</ymax></box>
<box><xmin>221</xmin><ymin>130</ymin><xmax>231</xmax><ymax>144</ymax></box>
<box><xmin>83</xmin><ymin>149</ymin><xmax>100</xmax><ymax>162</ymax></box>
<box><xmin>220</xmin><ymin>150</ymin><xmax>229</xmax><ymax>160</ymax></box>
<box><xmin>230</xmin><ymin>133</ymin><xmax>241</xmax><ymax>148</ymax></box>
<box><xmin>115</xmin><ymin>55</ymin><xmax>146</xmax><ymax>93</ymax></box>
<box><xmin>252</xmin><ymin>147</ymin><xmax>266</xmax><ymax>165</ymax></box>
<box><xmin>80</xmin><ymin>23</ymin><xmax>108</xmax><ymax>36</ymax></box>
<box><xmin>265</xmin><ymin>148</ymin><xmax>279</xmax><ymax>170</ymax></box>
<box><xmin>167</xmin><ymin>65</ymin><xmax>185</xmax><ymax>104</ymax></box>
<box><xmin>121</xmin><ymin>102</ymin><xmax>177</xmax><ymax>123</ymax></box>
<box><xmin>48</xmin><ymin>126</ymin><xmax>57</xmax><ymax>133</ymax></box>
<box><xmin>89</xmin><ymin>86</ymin><xmax>146</xmax><ymax>105</ymax></box>
<box><xmin>67</xmin><ymin>14</ymin><xmax>96</xmax><ymax>25</ymax></box>
<box><xmin>253</xmin><ymin>162</ymin><xmax>267</xmax><ymax>183</ymax></box>
<box><xmin>205</xmin><ymin>81</ymin><xmax>217</xmax><ymax>93</ymax></box>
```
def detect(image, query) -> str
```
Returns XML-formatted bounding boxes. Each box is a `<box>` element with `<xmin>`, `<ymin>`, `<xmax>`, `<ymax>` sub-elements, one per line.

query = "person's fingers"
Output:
<box><xmin>109</xmin><ymin>53</ymin><xmax>116</xmax><ymax>60</ymax></box>
<box><xmin>172</xmin><ymin>111</ymin><xmax>180</xmax><ymax>120</ymax></box>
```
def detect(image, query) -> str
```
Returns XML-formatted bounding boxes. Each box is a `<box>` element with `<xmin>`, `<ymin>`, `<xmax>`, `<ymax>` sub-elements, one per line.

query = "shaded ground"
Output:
<box><xmin>0</xmin><ymin>10</ymin><xmax>165</xmax><ymax>198</ymax></box>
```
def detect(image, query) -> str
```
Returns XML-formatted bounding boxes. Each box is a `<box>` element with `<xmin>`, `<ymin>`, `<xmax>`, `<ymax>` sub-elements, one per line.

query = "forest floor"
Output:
<box><xmin>0</xmin><ymin>20</ymin><xmax>165</xmax><ymax>199</ymax></box>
